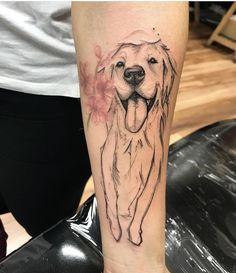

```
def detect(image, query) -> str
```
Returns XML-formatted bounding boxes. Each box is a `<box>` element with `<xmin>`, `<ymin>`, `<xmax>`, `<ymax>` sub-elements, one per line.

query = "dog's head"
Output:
<box><xmin>98</xmin><ymin>30</ymin><xmax>176</xmax><ymax>133</ymax></box>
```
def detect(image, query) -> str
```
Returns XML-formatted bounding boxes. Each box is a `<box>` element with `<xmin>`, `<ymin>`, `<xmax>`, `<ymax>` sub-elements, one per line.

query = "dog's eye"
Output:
<box><xmin>148</xmin><ymin>58</ymin><xmax>158</xmax><ymax>64</ymax></box>
<box><xmin>116</xmin><ymin>61</ymin><xmax>125</xmax><ymax>68</ymax></box>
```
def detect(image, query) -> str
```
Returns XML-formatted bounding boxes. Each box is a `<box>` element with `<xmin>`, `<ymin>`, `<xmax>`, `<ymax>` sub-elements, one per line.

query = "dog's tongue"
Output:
<box><xmin>125</xmin><ymin>96</ymin><xmax>147</xmax><ymax>133</ymax></box>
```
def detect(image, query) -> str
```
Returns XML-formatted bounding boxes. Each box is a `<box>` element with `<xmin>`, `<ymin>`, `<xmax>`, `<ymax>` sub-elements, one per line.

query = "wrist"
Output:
<box><xmin>104</xmin><ymin>265</ymin><xmax>169</xmax><ymax>273</ymax></box>
<box><xmin>103</xmin><ymin>241</ymin><xmax>166</xmax><ymax>273</ymax></box>
<box><xmin>104</xmin><ymin>259</ymin><xmax>167</xmax><ymax>273</ymax></box>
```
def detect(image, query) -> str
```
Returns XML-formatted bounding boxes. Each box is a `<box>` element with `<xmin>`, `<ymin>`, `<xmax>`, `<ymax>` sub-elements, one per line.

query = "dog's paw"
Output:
<box><xmin>107</xmin><ymin>210</ymin><xmax>122</xmax><ymax>241</ymax></box>
<box><xmin>110</xmin><ymin>224</ymin><xmax>122</xmax><ymax>241</ymax></box>
<box><xmin>128</xmin><ymin>226</ymin><xmax>143</xmax><ymax>246</ymax></box>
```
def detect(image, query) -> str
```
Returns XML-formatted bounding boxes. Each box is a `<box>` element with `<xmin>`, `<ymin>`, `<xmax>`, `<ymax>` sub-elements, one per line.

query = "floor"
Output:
<box><xmin>1</xmin><ymin>23</ymin><xmax>236</xmax><ymax>256</ymax></box>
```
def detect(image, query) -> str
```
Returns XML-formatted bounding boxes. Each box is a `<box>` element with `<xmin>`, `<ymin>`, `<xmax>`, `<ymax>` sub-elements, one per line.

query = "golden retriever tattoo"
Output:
<box><xmin>80</xmin><ymin>30</ymin><xmax>176</xmax><ymax>246</ymax></box>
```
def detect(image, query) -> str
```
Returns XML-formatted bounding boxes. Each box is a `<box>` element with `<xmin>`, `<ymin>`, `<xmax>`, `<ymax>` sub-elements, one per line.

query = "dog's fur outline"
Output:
<box><xmin>99</xmin><ymin>31</ymin><xmax>176</xmax><ymax>245</ymax></box>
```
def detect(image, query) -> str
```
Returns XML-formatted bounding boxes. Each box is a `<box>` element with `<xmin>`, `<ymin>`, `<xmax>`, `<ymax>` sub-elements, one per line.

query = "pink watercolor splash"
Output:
<box><xmin>79</xmin><ymin>45</ymin><xmax>115</xmax><ymax>126</ymax></box>
<box><xmin>79</xmin><ymin>62</ymin><xmax>93</xmax><ymax>96</ymax></box>
<box><xmin>87</xmin><ymin>73</ymin><xmax>115</xmax><ymax>125</ymax></box>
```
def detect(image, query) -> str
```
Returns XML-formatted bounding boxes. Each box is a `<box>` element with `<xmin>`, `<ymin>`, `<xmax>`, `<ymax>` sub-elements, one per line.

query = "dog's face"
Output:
<box><xmin>108</xmin><ymin>42</ymin><xmax>175</xmax><ymax>133</ymax></box>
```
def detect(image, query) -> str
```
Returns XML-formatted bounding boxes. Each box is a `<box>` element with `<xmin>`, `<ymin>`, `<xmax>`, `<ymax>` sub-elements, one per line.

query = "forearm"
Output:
<box><xmin>72</xmin><ymin>2</ymin><xmax>188</xmax><ymax>272</ymax></box>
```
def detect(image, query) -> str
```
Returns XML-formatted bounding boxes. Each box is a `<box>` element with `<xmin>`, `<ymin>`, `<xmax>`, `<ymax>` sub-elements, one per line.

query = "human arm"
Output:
<box><xmin>72</xmin><ymin>2</ymin><xmax>188</xmax><ymax>272</ymax></box>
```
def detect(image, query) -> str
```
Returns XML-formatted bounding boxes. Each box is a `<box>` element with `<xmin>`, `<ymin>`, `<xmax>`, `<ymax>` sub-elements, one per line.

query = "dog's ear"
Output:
<box><xmin>97</xmin><ymin>48</ymin><xmax>117</xmax><ymax>79</ymax></box>
<box><xmin>157</xmin><ymin>44</ymin><xmax>176</xmax><ymax>150</ymax></box>
<box><xmin>159</xmin><ymin>44</ymin><xmax>176</xmax><ymax>118</ymax></box>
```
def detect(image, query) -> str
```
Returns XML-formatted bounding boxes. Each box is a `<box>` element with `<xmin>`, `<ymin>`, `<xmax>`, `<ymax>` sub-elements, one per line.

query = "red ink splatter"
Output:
<box><xmin>98</xmin><ymin>51</ymin><xmax>113</xmax><ymax>70</ymax></box>
<box><xmin>80</xmin><ymin>45</ymin><xmax>116</xmax><ymax>126</ymax></box>
<box><xmin>94</xmin><ymin>45</ymin><xmax>102</xmax><ymax>59</ymax></box>
<box><xmin>79</xmin><ymin>62</ymin><xmax>93</xmax><ymax>96</ymax></box>
<box><xmin>95</xmin><ymin>73</ymin><xmax>115</xmax><ymax>104</ymax></box>
<box><xmin>87</xmin><ymin>95</ymin><xmax>108</xmax><ymax>125</ymax></box>
<box><xmin>87</xmin><ymin>73</ymin><xmax>115</xmax><ymax>125</ymax></box>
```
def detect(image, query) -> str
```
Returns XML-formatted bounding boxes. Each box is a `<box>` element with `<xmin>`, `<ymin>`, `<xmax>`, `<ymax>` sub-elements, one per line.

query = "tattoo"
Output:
<box><xmin>79</xmin><ymin>30</ymin><xmax>176</xmax><ymax>246</ymax></box>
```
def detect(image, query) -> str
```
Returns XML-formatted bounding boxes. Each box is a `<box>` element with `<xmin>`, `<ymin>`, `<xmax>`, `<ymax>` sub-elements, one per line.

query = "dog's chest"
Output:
<box><xmin>112</xmin><ymin>132</ymin><xmax>155</xmax><ymax>217</ymax></box>
<box><xmin>114</xmin><ymin>133</ymin><xmax>154</xmax><ymax>189</ymax></box>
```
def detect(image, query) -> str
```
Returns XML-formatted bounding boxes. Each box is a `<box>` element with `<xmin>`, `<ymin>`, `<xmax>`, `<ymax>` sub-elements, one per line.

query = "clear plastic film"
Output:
<box><xmin>166</xmin><ymin>120</ymin><xmax>236</xmax><ymax>273</ymax></box>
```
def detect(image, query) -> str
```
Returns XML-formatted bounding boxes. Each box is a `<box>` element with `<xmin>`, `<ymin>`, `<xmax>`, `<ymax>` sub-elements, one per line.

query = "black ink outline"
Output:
<box><xmin>97</xmin><ymin>33</ymin><xmax>176</xmax><ymax>246</ymax></box>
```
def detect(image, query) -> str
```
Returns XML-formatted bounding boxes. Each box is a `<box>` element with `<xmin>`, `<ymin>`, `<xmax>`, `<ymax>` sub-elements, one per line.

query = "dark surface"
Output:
<box><xmin>0</xmin><ymin>219</ymin><xmax>7</xmax><ymax>260</ymax></box>
<box><xmin>0</xmin><ymin>89</ymin><xmax>91</xmax><ymax>236</ymax></box>
<box><xmin>0</xmin><ymin>120</ymin><xmax>235</xmax><ymax>273</ymax></box>
<box><xmin>166</xmin><ymin>120</ymin><xmax>236</xmax><ymax>273</ymax></box>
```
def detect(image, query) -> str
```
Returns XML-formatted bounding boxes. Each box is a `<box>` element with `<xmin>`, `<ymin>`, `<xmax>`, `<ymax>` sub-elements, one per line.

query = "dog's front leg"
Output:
<box><xmin>128</xmin><ymin>155</ymin><xmax>162</xmax><ymax>246</ymax></box>
<box><xmin>101</xmin><ymin>129</ymin><xmax>122</xmax><ymax>241</ymax></box>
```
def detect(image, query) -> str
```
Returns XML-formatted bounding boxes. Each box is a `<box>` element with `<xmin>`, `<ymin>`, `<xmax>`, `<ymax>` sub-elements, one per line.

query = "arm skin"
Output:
<box><xmin>72</xmin><ymin>2</ymin><xmax>188</xmax><ymax>273</ymax></box>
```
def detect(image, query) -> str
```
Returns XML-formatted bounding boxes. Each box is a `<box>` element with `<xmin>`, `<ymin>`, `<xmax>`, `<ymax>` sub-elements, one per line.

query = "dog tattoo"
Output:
<box><xmin>80</xmin><ymin>30</ymin><xmax>176</xmax><ymax>246</ymax></box>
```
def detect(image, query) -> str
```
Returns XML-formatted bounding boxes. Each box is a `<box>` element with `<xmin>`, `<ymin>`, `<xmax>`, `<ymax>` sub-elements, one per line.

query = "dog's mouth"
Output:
<box><xmin>119</xmin><ymin>89</ymin><xmax>157</xmax><ymax>133</ymax></box>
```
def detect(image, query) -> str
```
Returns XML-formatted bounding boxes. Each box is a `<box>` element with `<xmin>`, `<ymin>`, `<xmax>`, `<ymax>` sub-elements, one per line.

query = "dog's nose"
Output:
<box><xmin>124</xmin><ymin>66</ymin><xmax>145</xmax><ymax>86</ymax></box>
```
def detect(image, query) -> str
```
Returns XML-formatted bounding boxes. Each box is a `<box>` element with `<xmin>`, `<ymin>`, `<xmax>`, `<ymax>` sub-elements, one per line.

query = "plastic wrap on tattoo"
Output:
<box><xmin>79</xmin><ymin>30</ymin><xmax>176</xmax><ymax>246</ymax></box>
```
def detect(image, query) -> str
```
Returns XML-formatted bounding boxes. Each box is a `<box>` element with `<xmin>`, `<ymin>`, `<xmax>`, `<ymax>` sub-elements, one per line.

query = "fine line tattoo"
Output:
<box><xmin>80</xmin><ymin>30</ymin><xmax>176</xmax><ymax>246</ymax></box>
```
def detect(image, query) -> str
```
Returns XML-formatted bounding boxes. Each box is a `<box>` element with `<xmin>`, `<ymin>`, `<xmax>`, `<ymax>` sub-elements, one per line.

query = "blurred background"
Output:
<box><xmin>1</xmin><ymin>1</ymin><xmax>236</xmax><ymax>255</ymax></box>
